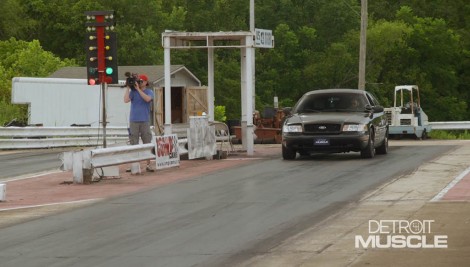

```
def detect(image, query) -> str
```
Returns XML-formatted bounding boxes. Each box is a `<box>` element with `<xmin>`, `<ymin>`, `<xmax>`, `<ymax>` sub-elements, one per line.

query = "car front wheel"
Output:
<box><xmin>282</xmin><ymin>145</ymin><xmax>297</xmax><ymax>160</ymax></box>
<box><xmin>361</xmin><ymin>130</ymin><xmax>375</xmax><ymax>158</ymax></box>
<box><xmin>376</xmin><ymin>132</ymin><xmax>388</xmax><ymax>155</ymax></box>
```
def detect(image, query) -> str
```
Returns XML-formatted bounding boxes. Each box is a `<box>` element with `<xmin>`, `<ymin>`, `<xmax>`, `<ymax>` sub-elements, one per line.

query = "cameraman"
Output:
<box><xmin>124</xmin><ymin>73</ymin><xmax>155</xmax><ymax>172</ymax></box>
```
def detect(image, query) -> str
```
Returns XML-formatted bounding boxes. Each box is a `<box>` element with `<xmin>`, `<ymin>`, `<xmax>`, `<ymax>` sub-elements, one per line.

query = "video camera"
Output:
<box><xmin>125</xmin><ymin>72</ymin><xmax>143</xmax><ymax>90</ymax></box>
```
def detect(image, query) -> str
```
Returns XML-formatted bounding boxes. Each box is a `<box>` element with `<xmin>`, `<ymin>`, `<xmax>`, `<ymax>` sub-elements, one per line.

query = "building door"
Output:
<box><xmin>185</xmin><ymin>86</ymin><xmax>208</xmax><ymax>122</ymax></box>
<box><xmin>155</xmin><ymin>86</ymin><xmax>208</xmax><ymax>125</ymax></box>
<box><xmin>171</xmin><ymin>87</ymin><xmax>184</xmax><ymax>123</ymax></box>
<box><xmin>153</xmin><ymin>87</ymin><xmax>164</xmax><ymax>134</ymax></box>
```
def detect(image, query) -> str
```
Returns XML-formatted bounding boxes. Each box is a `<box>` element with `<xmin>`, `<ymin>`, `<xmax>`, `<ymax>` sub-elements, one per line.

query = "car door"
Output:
<box><xmin>366</xmin><ymin>92</ymin><xmax>387</xmax><ymax>144</ymax></box>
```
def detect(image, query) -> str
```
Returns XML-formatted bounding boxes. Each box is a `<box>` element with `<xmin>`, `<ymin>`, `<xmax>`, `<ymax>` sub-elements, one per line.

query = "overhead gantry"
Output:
<box><xmin>161</xmin><ymin>31</ymin><xmax>256</xmax><ymax>155</ymax></box>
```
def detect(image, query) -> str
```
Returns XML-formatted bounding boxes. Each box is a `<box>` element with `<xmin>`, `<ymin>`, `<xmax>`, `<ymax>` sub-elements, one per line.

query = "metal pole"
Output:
<box><xmin>102</xmin><ymin>81</ymin><xmax>107</xmax><ymax>148</ymax></box>
<box><xmin>250</xmin><ymin>0</ymin><xmax>256</xmax><ymax>114</ymax></box>
<box><xmin>240</xmin><ymin>42</ymin><xmax>247</xmax><ymax>150</ymax></box>
<box><xmin>246</xmin><ymin>35</ymin><xmax>254</xmax><ymax>156</ymax></box>
<box><xmin>358</xmin><ymin>0</ymin><xmax>367</xmax><ymax>90</ymax></box>
<box><xmin>250</xmin><ymin>0</ymin><xmax>254</xmax><ymax>32</ymax></box>
<box><xmin>208</xmin><ymin>37</ymin><xmax>215</xmax><ymax>122</ymax></box>
<box><xmin>164</xmin><ymin>35</ymin><xmax>172</xmax><ymax>135</ymax></box>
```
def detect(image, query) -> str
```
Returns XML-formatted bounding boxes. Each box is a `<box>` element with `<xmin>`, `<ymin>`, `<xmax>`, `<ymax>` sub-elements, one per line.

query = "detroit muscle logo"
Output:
<box><xmin>355</xmin><ymin>219</ymin><xmax>448</xmax><ymax>249</ymax></box>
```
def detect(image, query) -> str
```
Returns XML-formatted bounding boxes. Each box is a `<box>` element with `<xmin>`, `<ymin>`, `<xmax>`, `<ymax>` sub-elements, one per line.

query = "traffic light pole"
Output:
<box><xmin>101</xmin><ymin>81</ymin><xmax>107</xmax><ymax>148</ymax></box>
<box><xmin>96</xmin><ymin>15</ymin><xmax>107</xmax><ymax>148</ymax></box>
<box><xmin>85</xmin><ymin>10</ymin><xmax>116</xmax><ymax>148</ymax></box>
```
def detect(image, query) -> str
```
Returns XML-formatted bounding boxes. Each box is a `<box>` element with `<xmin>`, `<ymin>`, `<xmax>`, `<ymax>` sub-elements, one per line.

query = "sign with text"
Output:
<box><xmin>254</xmin><ymin>28</ymin><xmax>274</xmax><ymax>48</ymax></box>
<box><xmin>355</xmin><ymin>219</ymin><xmax>448</xmax><ymax>249</ymax></box>
<box><xmin>155</xmin><ymin>134</ymin><xmax>180</xmax><ymax>170</ymax></box>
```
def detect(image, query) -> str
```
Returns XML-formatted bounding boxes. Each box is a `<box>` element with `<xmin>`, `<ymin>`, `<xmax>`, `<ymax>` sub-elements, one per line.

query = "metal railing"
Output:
<box><xmin>428</xmin><ymin>121</ymin><xmax>470</xmax><ymax>130</ymax></box>
<box><xmin>61</xmin><ymin>143</ymin><xmax>156</xmax><ymax>184</ymax></box>
<box><xmin>0</xmin><ymin>125</ymin><xmax>189</xmax><ymax>149</ymax></box>
<box><xmin>1</xmin><ymin>122</ymin><xmax>469</xmax><ymax>150</ymax></box>
<box><xmin>0</xmin><ymin>126</ymin><xmax>129</xmax><ymax>149</ymax></box>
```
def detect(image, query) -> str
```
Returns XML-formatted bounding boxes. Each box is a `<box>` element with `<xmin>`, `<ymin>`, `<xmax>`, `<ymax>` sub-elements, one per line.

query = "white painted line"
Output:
<box><xmin>431</xmin><ymin>166</ymin><xmax>470</xmax><ymax>202</ymax></box>
<box><xmin>0</xmin><ymin>198</ymin><xmax>102</xmax><ymax>212</ymax></box>
<box><xmin>225</xmin><ymin>158</ymin><xmax>264</xmax><ymax>161</ymax></box>
<box><xmin>1</xmin><ymin>170</ymin><xmax>62</xmax><ymax>183</ymax></box>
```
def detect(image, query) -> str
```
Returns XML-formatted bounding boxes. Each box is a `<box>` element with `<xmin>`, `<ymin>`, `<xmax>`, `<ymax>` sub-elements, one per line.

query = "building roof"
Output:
<box><xmin>49</xmin><ymin>65</ymin><xmax>194</xmax><ymax>83</ymax></box>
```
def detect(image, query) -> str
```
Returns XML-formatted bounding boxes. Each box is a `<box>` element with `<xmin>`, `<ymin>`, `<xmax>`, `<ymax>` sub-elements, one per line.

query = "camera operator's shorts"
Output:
<box><xmin>129</xmin><ymin>121</ymin><xmax>152</xmax><ymax>145</ymax></box>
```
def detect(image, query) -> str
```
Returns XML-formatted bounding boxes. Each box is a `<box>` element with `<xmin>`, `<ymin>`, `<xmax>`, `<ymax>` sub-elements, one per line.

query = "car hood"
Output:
<box><xmin>287</xmin><ymin>112</ymin><xmax>369</xmax><ymax>125</ymax></box>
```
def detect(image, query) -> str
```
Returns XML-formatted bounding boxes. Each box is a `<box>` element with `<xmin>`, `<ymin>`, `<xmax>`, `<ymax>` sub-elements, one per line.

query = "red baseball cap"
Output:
<box><xmin>139</xmin><ymin>74</ymin><xmax>148</xmax><ymax>82</ymax></box>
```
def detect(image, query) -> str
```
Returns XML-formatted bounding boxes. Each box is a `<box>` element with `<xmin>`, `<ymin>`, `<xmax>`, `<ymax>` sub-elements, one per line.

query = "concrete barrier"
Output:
<box><xmin>0</xmin><ymin>184</ymin><xmax>5</xmax><ymax>201</ymax></box>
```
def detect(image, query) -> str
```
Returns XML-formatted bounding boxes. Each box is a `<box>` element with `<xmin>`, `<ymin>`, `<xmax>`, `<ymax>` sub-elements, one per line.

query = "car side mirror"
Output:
<box><xmin>364</xmin><ymin>105</ymin><xmax>383</xmax><ymax>113</ymax></box>
<box><xmin>283</xmin><ymin>107</ymin><xmax>292</xmax><ymax>116</ymax></box>
<box><xmin>373</xmin><ymin>106</ymin><xmax>384</xmax><ymax>112</ymax></box>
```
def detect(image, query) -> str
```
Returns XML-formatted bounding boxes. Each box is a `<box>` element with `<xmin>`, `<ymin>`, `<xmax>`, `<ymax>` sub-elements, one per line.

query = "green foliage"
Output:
<box><xmin>429</xmin><ymin>130</ymin><xmax>470</xmax><ymax>140</ymax></box>
<box><xmin>117</xmin><ymin>25</ymin><xmax>163</xmax><ymax>65</ymax></box>
<box><xmin>0</xmin><ymin>0</ymin><xmax>31</xmax><ymax>40</ymax></box>
<box><xmin>0</xmin><ymin>100</ymin><xmax>27</xmax><ymax>126</ymax></box>
<box><xmin>0</xmin><ymin>0</ymin><xmax>470</xmax><ymax>123</ymax></box>
<box><xmin>0</xmin><ymin>65</ymin><xmax>9</xmax><ymax>102</ymax></box>
<box><xmin>312</xmin><ymin>0</ymin><xmax>360</xmax><ymax>49</ymax></box>
<box><xmin>214</xmin><ymin>105</ymin><xmax>226</xmax><ymax>122</ymax></box>
<box><xmin>0</xmin><ymin>38</ymin><xmax>76</xmax><ymax>125</ymax></box>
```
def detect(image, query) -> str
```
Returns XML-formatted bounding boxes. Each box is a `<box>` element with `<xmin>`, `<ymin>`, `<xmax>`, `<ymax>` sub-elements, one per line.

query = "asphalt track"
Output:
<box><xmin>0</xmin><ymin>141</ymin><xmax>469</xmax><ymax>266</ymax></box>
<box><xmin>0</xmin><ymin>148</ymin><xmax>65</xmax><ymax>181</ymax></box>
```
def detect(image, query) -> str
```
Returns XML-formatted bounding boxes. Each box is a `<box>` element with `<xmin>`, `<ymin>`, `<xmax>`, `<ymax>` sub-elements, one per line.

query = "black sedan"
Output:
<box><xmin>281</xmin><ymin>89</ymin><xmax>388</xmax><ymax>160</ymax></box>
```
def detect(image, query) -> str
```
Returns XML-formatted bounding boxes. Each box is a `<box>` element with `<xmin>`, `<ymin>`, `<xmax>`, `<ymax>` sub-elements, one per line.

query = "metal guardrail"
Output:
<box><xmin>1</xmin><ymin>126</ymin><xmax>190</xmax><ymax>185</ymax></box>
<box><xmin>0</xmin><ymin>126</ymin><xmax>189</xmax><ymax>149</ymax></box>
<box><xmin>0</xmin><ymin>126</ymin><xmax>129</xmax><ymax>149</ymax></box>
<box><xmin>1</xmin><ymin>122</ymin><xmax>469</xmax><ymax>150</ymax></box>
<box><xmin>61</xmin><ymin>138</ymin><xmax>189</xmax><ymax>184</ymax></box>
<box><xmin>90</xmin><ymin>143</ymin><xmax>155</xmax><ymax>168</ymax></box>
<box><xmin>428</xmin><ymin>121</ymin><xmax>470</xmax><ymax>130</ymax></box>
<box><xmin>0</xmin><ymin>126</ymin><xmax>128</xmax><ymax>137</ymax></box>
<box><xmin>61</xmin><ymin>143</ymin><xmax>156</xmax><ymax>184</ymax></box>
<box><xmin>0</xmin><ymin>124</ymin><xmax>215</xmax><ymax>184</ymax></box>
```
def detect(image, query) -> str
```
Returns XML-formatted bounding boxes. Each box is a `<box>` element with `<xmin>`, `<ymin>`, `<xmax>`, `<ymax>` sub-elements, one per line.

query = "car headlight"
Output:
<box><xmin>283</xmin><ymin>124</ymin><xmax>303</xmax><ymax>133</ymax></box>
<box><xmin>342</xmin><ymin>124</ymin><xmax>367</xmax><ymax>132</ymax></box>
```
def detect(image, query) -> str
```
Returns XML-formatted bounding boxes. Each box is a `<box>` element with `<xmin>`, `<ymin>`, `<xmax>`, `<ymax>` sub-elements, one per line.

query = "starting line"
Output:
<box><xmin>431</xmin><ymin>166</ymin><xmax>470</xmax><ymax>201</ymax></box>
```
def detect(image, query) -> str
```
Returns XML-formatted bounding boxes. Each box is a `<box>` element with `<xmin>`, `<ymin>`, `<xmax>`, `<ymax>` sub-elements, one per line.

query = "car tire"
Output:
<box><xmin>421</xmin><ymin>129</ymin><xmax>428</xmax><ymax>140</ymax></box>
<box><xmin>282</xmin><ymin>145</ymin><xmax>296</xmax><ymax>160</ymax></box>
<box><xmin>361</xmin><ymin>130</ymin><xmax>375</xmax><ymax>158</ymax></box>
<box><xmin>376</xmin><ymin>131</ymin><xmax>388</xmax><ymax>155</ymax></box>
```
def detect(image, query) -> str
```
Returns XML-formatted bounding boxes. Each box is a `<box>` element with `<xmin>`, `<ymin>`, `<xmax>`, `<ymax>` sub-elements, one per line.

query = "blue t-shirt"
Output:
<box><xmin>129</xmin><ymin>88</ymin><xmax>154</xmax><ymax>122</ymax></box>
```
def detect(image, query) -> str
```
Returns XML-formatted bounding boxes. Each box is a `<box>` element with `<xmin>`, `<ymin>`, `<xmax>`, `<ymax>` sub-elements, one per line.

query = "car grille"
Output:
<box><xmin>304</xmin><ymin>123</ymin><xmax>341</xmax><ymax>134</ymax></box>
<box><xmin>400</xmin><ymin>119</ymin><xmax>411</xmax><ymax>125</ymax></box>
<box><xmin>385</xmin><ymin>111</ymin><xmax>392</xmax><ymax>125</ymax></box>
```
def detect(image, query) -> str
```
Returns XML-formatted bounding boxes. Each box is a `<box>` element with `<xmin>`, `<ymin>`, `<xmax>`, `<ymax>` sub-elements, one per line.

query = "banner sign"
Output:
<box><xmin>187</xmin><ymin>116</ymin><xmax>216</xmax><ymax>160</ymax></box>
<box><xmin>155</xmin><ymin>134</ymin><xmax>180</xmax><ymax>170</ymax></box>
<box><xmin>187</xmin><ymin>126</ymin><xmax>216</xmax><ymax>160</ymax></box>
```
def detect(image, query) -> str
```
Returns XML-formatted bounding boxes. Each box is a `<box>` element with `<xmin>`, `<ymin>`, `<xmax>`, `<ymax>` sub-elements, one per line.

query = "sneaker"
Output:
<box><xmin>146</xmin><ymin>165</ymin><xmax>155</xmax><ymax>172</ymax></box>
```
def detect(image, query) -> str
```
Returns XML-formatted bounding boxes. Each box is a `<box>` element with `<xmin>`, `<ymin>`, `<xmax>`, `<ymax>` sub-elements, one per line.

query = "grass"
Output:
<box><xmin>0</xmin><ymin>101</ymin><xmax>28</xmax><ymax>126</ymax></box>
<box><xmin>429</xmin><ymin>130</ymin><xmax>470</xmax><ymax>140</ymax></box>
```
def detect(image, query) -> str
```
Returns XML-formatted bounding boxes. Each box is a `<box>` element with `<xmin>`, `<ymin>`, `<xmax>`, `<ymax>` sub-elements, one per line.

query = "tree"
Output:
<box><xmin>117</xmin><ymin>26</ymin><xmax>163</xmax><ymax>65</ymax></box>
<box><xmin>0</xmin><ymin>0</ymin><xmax>33</xmax><ymax>40</ymax></box>
<box><xmin>392</xmin><ymin>7</ymin><xmax>464</xmax><ymax>120</ymax></box>
<box><xmin>1</xmin><ymin>0</ymin><xmax>470</xmax><ymax>122</ymax></box>
<box><xmin>0</xmin><ymin>38</ymin><xmax>75</xmax><ymax>125</ymax></box>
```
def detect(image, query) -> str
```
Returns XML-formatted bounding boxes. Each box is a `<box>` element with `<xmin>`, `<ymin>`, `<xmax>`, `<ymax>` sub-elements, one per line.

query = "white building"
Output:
<box><xmin>11</xmin><ymin>65</ymin><xmax>207</xmax><ymax>127</ymax></box>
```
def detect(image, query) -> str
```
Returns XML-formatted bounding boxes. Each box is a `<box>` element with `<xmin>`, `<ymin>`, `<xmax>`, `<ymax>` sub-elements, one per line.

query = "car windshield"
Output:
<box><xmin>294</xmin><ymin>93</ymin><xmax>368</xmax><ymax>113</ymax></box>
